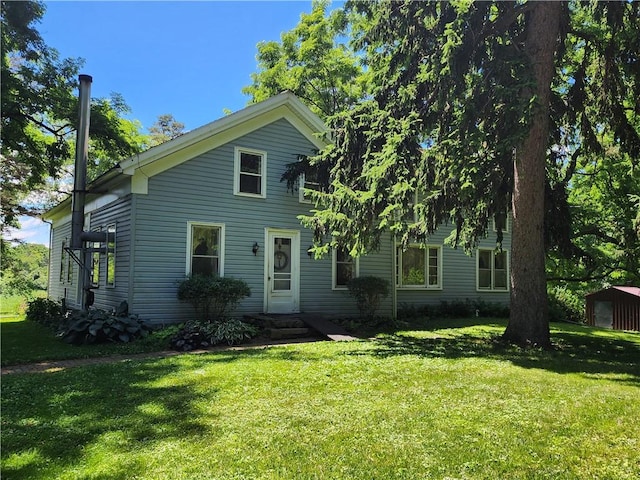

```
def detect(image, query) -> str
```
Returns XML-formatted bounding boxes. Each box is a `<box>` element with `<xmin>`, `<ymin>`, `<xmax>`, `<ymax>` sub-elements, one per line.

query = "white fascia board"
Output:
<box><xmin>119</xmin><ymin>92</ymin><xmax>328</xmax><ymax>179</ymax></box>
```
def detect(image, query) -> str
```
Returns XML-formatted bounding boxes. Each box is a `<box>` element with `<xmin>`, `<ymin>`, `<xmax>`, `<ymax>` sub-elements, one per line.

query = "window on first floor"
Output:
<box><xmin>396</xmin><ymin>245</ymin><xmax>441</xmax><ymax>288</ymax></box>
<box><xmin>234</xmin><ymin>147</ymin><xmax>266</xmax><ymax>197</ymax></box>
<box><xmin>477</xmin><ymin>249</ymin><xmax>508</xmax><ymax>291</ymax></box>
<box><xmin>91</xmin><ymin>239</ymin><xmax>101</xmax><ymax>287</ymax></box>
<box><xmin>188</xmin><ymin>223</ymin><xmax>224</xmax><ymax>276</ymax></box>
<box><xmin>106</xmin><ymin>224</ymin><xmax>116</xmax><ymax>287</ymax></box>
<box><xmin>60</xmin><ymin>240</ymin><xmax>68</xmax><ymax>283</ymax></box>
<box><xmin>333</xmin><ymin>247</ymin><xmax>358</xmax><ymax>289</ymax></box>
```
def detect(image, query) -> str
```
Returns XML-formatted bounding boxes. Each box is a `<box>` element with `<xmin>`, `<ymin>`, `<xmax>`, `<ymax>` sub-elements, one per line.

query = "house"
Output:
<box><xmin>585</xmin><ymin>286</ymin><xmax>640</xmax><ymax>332</ymax></box>
<box><xmin>44</xmin><ymin>92</ymin><xmax>510</xmax><ymax>325</ymax></box>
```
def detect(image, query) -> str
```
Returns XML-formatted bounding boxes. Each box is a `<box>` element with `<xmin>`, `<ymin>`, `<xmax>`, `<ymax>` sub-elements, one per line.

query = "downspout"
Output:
<box><xmin>392</xmin><ymin>234</ymin><xmax>397</xmax><ymax>319</ymax></box>
<box><xmin>43</xmin><ymin>219</ymin><xmax>53</xmax><ymax>299</ymax></box>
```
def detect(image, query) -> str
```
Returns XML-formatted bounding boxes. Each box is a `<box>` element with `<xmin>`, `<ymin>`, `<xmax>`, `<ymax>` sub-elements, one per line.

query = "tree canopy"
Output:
<box><xmin>148</xmin><ymin>114</ymin><xmax>186</xmax><ymax>147</ymax></box>
<box><xmin>1</xmin><ymin>0</ymin><xmax>143</xmax><ymax>234</ymax></box>
<box><xmin>270</xmin><ymin>0</ymin><xmax>639</xmax><ymax>346</ymax></box>
<box><xmin>244</xmin><ymin>0</ymin><xmax>364</xmax><ymax>119</ymax></box>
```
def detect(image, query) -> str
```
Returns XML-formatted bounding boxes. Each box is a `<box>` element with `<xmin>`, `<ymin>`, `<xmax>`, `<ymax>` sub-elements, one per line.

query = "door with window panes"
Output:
<box><xmin>265</xmin><ymin>229</ymin><xmax>299</xmax><ymax>313</ymax></box>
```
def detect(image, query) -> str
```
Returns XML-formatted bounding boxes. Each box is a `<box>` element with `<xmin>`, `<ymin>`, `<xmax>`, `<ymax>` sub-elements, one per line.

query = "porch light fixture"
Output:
<box><xmin>307</xmin><ymin>245</ymin><xmax>314</xmax><ymax>258</ymax></box>
<box><xmin>252</xmin><ymin>242</ymin><xmax>259</xmax><ymax>255</ymax></box>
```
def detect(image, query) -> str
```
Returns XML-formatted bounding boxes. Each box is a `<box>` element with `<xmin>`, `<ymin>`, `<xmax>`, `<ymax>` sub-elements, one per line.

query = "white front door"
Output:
<box><xmin>265</xmin><ymin>229</ymin><xmax>300</xmax><ymax>314</ymax></box>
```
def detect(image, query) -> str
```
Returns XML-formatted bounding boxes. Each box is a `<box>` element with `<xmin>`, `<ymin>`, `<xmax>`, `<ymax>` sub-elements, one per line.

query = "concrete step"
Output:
<box><xmin>244</xmin><ymin>315</ymin><xmax>305</xmax><ymax>329</ymax></box>
<box><xmin>267</xmin><ymin>327</ymin><xmax>311</xmax><ymax>340</ymax></box>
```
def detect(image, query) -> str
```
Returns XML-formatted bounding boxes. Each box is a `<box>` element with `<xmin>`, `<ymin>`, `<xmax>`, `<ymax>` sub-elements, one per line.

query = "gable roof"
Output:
<box><xmin>586</xmin><ymin>286</ymin><xmax>640</xmax><ymax>299</ymax></box>
<box><xmin>44</xmin><ymin>92</ymin><xmax>328</xmax><ymax>220</ymax></box>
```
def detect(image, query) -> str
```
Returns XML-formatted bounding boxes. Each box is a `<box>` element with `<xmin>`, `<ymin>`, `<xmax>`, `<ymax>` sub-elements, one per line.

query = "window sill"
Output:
<box><xmin>396</xmin><ymin>286</ymin><xmax>443</xmax><ymax>291</ymax></box>
<box><xmin>234</xmin><ymin>192</ymin><xmax>266</xmax><ymax>199</ymax></box>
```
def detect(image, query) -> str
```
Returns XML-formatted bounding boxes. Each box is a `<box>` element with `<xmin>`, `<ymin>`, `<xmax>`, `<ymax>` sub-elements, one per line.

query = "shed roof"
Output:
<box><xmin>586</xmin><ymin>286</ymin><xmax>640</xmax><ymax>298</ymax></box>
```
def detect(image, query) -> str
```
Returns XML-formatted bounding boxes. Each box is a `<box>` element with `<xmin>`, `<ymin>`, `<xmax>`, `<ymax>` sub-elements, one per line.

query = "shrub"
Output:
<box><xmin>398</xmin><ymin>299</ymin><xmax>510</xmax><ymax>321</ymax></box>
<box><xmin>25</xmin><ymin>298</ymin><xmax>66</xmax><ymax>329</ymax></box>
<box><xmin>347</xmin><ymin>276</ymin><xmax>390</xmax><ymax>319</ymax></box>
<box><xmin>177</xmin><ymin>275</ymin><xmax>251</xmax><ymax>322</ymax></box>
<box><xmin>170</xmin><ymin>318</ymin><xmax>258</xmax><ymax>351</ymax></box>
<box><xmin>548</xmin><ymin>286</ymin><xmax>585</xmax><ymax>324</ymax></box>
<box><xmin>61</xmin><ymin>308</ymin><xmax>152</xmax><ymax>345</ymax></box>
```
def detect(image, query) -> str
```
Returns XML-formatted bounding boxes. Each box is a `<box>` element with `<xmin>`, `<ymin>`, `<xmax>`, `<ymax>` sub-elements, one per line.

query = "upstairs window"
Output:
<box><xmin>333</xmin><ymin>248</ymin><xmax>358</xmax><ymax>289</ymax></box>
<box><xmin>299</xmin><ymin>171</ymin><xmax>322</xmax><ymax>203</ymax></box>
<box><xmin>188</xmin><ymin>223</ymin><xmax>224</xmax><ymax>277</ymax></box>
<box><xmin>396</xmin><ymin>245</ymin><xmax>441</xmax><ymax>289</ymax></box>
<box><xmin>477</xmin><ymin>249</ymin><xmax>508</xmax><ymax>291</ymax></box>
<box><xmin>234</xmin><ymin>147</ymin><xmax>266</xmax><ymax>197</ymax></box>
<box><xmin>493</xmin><ymin>211</ymin><xmax>509</xmax><ymax>233</ymax></box>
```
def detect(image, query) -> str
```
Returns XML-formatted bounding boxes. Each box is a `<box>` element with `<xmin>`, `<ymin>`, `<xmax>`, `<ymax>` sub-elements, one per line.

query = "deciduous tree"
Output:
<box><xmin>1</xmin><ymin>0</ymin><xmax>143</xmax><ymax>234</ymax></box>
<box><xmin>244</xmin><ymin>0</ymin><xmax>364</xmax><ymax>118</ymax></box>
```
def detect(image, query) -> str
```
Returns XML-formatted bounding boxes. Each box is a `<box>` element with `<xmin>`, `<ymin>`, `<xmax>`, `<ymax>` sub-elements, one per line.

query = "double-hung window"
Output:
<box><xmin>299</xmin><ymin>171</ymin><xmax>322</xmax><ymax>203</ymax></box>
<box><xmin>333</xmin><ymin>248</ymin><xmax>358</xmax><ymax>289</ymax></box>
<box><xmin>188</xmin><ymin>223</ymin><xmax>224</xmax><ymax>277</ymax></box>
<box><xmin>60</xmin><ymin>240</ymin><xmax>70</xmax><ymax>284</ymax></box>
<box><xmin>234</xmin><ymin>147</ymin><xmax>266</xmax><ymax>197</ymax></box>
<box><xmin>493</xmin><ymin>212</ymin><xmax>509</xmax><ymax>233</ymax></box>
<box><xmin>106</xmin><ymin>224</ymin><xmax>116</xmax><ymax>287</ymax></box>
<box><xmin>91</xmin><ymin>236</ymin><xmax>101</xmax><ymax>287</ymax></box>
<box><xmin>477</xmin><ymin>249</ymin><xmax>508</xmax><ymax>291</ymax></box>
<box><xmin>396</xmin><ymin>245</ymin><xmax>442</xmax><ymax>289</ymax></box>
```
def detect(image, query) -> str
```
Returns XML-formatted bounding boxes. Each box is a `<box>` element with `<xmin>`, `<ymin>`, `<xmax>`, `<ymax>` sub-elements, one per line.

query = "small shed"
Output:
<box><xmin>585</xmin><ymin>286</ymin><xmax>640</xmax><ymax>332</ymax></box>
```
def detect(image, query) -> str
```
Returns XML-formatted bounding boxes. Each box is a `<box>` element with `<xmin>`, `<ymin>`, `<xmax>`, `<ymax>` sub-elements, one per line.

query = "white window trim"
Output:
<box><xmin>396</xmin><ymin>244</ymin><xmax>443</xmax><ymax>290</ymax></box>
<box><xmin>186</xmin><ymin>221</ymin><xmax>226</xmax><ymax>277</ymax></box>
<box><xmin>332</xmin><ymin>248</ymin><xmax>360</xmax><ymax>290</ymax></box>
<box><xmin>106</xmin><ymin>223</ymin><xmax>117</xmax><ymax>288</ymax></box>
<box><xmin>299</xmin><ymin>173</ymin><xmax>322</xmax><ymax>204</ymax></box>
<box><xmin>60</xmin><ymin>239</ymin><xmax>69</xmax><ymax>284</ymax></box>
<box><xmin>493</xmin><ymin>213</ymin><xmax>510</xmax><ymax>233</ymax></box>
<box><xmin>476</xmin><ymin>248</ymin><xmax>510</xmax><ymax>292</ymax></box>
<box><xmin>234</xmin><ymin>146</ymin><xmax>267</xmax><ymax>198</ymax></box>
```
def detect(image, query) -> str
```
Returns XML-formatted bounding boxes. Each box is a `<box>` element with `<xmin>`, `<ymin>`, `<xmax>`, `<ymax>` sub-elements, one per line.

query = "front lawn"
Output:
<box><xmin>2</xmin><ymin>320</ymin><xmax>639</xmax><ymax>479</ymax></box>
<box><xmin>1</xmin><ymin>316</ymin><xmax>176</xmax><ymax>367</ymax></box>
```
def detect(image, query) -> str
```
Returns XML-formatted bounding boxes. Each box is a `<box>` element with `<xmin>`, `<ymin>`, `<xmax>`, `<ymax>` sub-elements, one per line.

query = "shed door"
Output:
<box><xmin>265</xmin><ymin>229</ymin><xmax>300</xmax><ymax>314</ymax></box>
<box><xmin>594</xmin><ymin>301</ymin><xmax>613</xmax><ymax>328</ymax></box>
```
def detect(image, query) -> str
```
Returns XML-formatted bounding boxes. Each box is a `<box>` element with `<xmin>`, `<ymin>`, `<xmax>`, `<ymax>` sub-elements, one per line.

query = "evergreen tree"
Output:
<box><xmin>289</xmin><ymin>0</ymin><xmax>638</xmax><ymax>347</ymax></box>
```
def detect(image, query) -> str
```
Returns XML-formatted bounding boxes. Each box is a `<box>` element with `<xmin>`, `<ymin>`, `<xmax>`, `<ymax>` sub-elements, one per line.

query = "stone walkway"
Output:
<box><xmin>1</xmin><ymin>337</ymin><xmax>323</xmax><ymax>376</ymax></box>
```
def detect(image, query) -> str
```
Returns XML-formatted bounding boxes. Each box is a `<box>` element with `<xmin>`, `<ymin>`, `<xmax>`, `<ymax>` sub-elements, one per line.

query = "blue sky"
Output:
<box><xmin>15</xmin><ymin>0</ymin><xmax>320</xmax><ymax>245</ymax></box>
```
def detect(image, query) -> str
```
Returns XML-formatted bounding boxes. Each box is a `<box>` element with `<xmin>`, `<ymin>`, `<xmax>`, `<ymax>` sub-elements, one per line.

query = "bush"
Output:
<box><xmin>170</xmin><ymin>318</ymin><xmax>258</xmax><ymax>351</ymax></box>
<box><xmin>347</xmin><ymin>276</ymin><xmax>390</xmax><ymax>319</ymax></box>
<box><xmin>25</xmin><ymin>298</ymin><xmax>66</xmax><ymax>329</ymax></box>
<box><xmin>61</xmin><ymin>308</ymin><xmax>152</xmax><ymax>345</ymax></box>
<box><xmin>177</xmin><ymin>275</ymin><xmax>251</xmax><ymax>322</ymax></box>
<box><xmin>398</xmin><ymin>299</ymin><xmax>510</xmax><ymax>321</ymax></box>
<box><xmin>548</xmin><ymin>286</ymin><xmax>585</xmax><ymax>324</ymax></box>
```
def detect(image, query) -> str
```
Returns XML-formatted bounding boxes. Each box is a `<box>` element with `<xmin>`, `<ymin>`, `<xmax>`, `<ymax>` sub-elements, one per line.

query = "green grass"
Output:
<box><xmin>0</xmin><ymin>295</ymin><xmax>29</xmax><ymax>316</ymax></box>
<box><xmin>1</xmin><ymin>316</ymin><xmax>176</xmax><ymax>366</ymax></box>
<box><xmin>2</xmin><ymin>319</ymin><xmax>639</xmax><ymax>479</ymax></box>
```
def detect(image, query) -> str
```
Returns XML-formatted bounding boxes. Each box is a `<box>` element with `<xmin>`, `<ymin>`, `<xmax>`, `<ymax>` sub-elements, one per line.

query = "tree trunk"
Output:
<box><xmin>503</xmin><ymin>2</ymin><xmax>561</xmax><ymax>348</ymax></box>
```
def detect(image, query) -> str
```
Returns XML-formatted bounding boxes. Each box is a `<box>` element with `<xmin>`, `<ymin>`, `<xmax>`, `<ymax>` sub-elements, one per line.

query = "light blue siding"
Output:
<box><xmin>88</xmin><ymin>195</ymin><xmax>133</xmax><ymax>312</ymax></box>
<box><xmin>48</xmin><ymin>220</ymin><xmax>81</xmax><ymax>307</ymax></box>
<box><xmin>131</xmin><ymin>118</ymin><xmax>393</xmax><ymax>323</ymax></box>
<box><xmin>46</xmin><ymin>108</ymin><xmax>510</xmax><ymax>325</ymax></box>
<box><xmin>396</xmin><ymin>226</ymin><xmax>511</xmax><ymax>309</ymax></box>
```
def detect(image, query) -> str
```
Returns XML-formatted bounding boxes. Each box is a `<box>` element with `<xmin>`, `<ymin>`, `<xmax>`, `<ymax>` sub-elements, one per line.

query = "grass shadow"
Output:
<box><xmin>2</xmin><ymin>357</ymin><xmax>216</xmax><ymax>479</ymax></box>
<box><xmin>361</xmin><ymin>318</ymin><xmax>640</xmax><ymax>386</ymax></box>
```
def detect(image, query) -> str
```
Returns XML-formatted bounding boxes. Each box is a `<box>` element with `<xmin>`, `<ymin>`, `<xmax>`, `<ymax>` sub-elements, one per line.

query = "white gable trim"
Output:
<box><xmin>43</xmin><ymin>92</ymin><xmax>327</xmax><ymax>214</ymax></box>
<box><xmin>120</xmin><ymin>93</ymin><xmax>327</xmax><ymax>194</ymax></box>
